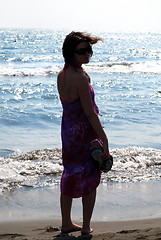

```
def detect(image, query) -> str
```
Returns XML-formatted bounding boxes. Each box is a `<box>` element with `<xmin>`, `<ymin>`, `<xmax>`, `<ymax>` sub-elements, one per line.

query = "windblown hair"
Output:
<box><xmin>62</xmin><ymin>31</ymin><xmax>102</xmax><ymax>64</ymax></box>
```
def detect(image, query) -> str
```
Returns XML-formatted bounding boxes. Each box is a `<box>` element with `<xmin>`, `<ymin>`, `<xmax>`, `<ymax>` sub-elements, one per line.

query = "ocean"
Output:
<box><xmin>0</xmin><ymin>29</ymin><xmax>161</xmax><ymax>221</ymax></box>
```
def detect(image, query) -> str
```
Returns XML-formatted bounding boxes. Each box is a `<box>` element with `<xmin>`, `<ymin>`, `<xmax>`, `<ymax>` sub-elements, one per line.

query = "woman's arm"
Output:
<box><xmin>76</xmin><ymin>74</ymin><xmax>110</xmax><ymax>157</ymax></box>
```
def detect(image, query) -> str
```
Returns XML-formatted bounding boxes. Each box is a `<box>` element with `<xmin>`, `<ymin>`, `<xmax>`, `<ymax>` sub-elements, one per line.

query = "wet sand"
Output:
<box><xmin>1</xmin><ymin>181</ymin><xmax>161</xmax><ymax>239</ymax></box>
<box><xmin>1</xmin><ymin>181</ymin><xmax>161</xmax><ymax>223</ymax></box>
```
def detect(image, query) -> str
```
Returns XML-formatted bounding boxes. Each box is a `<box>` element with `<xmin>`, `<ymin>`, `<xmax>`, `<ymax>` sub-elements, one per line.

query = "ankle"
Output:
<box><xmin>81</xmin><ymin>227</ymin><xmax>93</xmax><ymax>235</ymax></box>
<box><xmin>82</xmin><ymin>225</ymin><xmax>90</xmax><ymax>231</ymax></box>
<box><xmin>61</xmin><ymin>220</ymin><xmax>72</xmax><ymax>228</ymax></box>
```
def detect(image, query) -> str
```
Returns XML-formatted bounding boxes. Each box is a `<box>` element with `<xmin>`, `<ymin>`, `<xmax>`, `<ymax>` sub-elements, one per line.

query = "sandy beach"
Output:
<box><xmin>0</xmin><ymin>218</ymin><xmax>161</xmax><ymax>240</ymax></box>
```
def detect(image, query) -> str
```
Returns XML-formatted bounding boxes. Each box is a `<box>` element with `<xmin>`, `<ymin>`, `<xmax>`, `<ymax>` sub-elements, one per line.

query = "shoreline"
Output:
<box><xmin>1</xmin><ymin>181</ymin><xmax>161</xmax><ymax>223</ymax></box>
<box><xmin>0</xmin><ymin>217</ymin><xmax>161</xmax><ymax>240</ymax></box>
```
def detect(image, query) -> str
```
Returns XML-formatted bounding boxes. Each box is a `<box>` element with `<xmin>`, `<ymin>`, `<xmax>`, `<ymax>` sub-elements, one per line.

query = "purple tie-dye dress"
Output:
<box><xmin>60</xmin><ymin>84</ymin><xmax>101</xmax><ymax>198</ymax></box>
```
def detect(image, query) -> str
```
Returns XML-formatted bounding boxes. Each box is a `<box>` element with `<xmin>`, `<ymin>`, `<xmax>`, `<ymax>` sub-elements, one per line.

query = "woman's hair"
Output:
<box><xmin>62</xmin><ymin>31</ymin><xmax>102</xmax><ymax>64</ymax></box>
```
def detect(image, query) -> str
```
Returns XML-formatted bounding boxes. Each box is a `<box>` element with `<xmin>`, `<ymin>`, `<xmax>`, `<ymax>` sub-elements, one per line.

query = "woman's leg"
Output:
<box><xmin>82</xmin><ymin>189</ymin><xmax>96</xmax><ymax>234</ymax></box>
<box><xmin>60</xmin><ymin>193</ymin><xmax>82</xmax><ymax>233</ymax></box>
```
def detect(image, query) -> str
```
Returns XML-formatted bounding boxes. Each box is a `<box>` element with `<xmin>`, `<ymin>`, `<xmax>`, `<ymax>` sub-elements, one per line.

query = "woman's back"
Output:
<box><xmin>57</xmin><ymin>65</ymin><xmax>82</xmax><ymax>103</ymax></box>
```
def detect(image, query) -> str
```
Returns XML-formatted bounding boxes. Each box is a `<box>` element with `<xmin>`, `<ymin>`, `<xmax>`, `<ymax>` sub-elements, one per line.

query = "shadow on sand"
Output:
<box><xmin>53</xmin><ymin>233</ymin><xmax>93</xmax><ymax>240</ymax></box>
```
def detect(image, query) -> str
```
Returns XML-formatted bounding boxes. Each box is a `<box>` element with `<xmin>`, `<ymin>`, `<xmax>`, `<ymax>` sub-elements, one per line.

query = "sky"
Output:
<box><xmin>0</xmin><ymin>0</ymin><xmax>161</xmax><ymax>32</ymax></box>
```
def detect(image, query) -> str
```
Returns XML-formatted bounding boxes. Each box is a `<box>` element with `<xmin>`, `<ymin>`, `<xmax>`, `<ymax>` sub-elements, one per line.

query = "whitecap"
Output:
<box><xmin>85</xmin><ymin>61</ymin><xmax>161</xmax><ymax>74</ymax></box>
<box><xmin>0</xmin><ymin>147</ymin><xmax>161</xmax><ymax>195</ymax></box>
<box><xmin>0</xmin><ymin>66</ymin><xmax>60</xmax><ymax>77</ymax></box>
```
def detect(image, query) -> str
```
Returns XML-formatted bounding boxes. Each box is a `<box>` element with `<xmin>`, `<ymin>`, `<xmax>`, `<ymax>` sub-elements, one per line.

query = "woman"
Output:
<box><xmin>57</xmin><ymin>31</ymin><xmax>110</xmax><ymax>235</ymax></box>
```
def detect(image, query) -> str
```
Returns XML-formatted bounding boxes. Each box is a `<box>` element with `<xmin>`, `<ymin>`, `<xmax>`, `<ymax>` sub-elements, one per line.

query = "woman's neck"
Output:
<box><xmin>64</xmin><ymin>63</ymin><xmax>84</xmax><ymax>73</ymax></box>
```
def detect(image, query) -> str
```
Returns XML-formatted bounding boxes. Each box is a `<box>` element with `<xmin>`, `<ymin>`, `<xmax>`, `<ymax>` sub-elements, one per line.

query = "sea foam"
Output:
<box><xmin>0</xmin><ymin>147</ymin><xmax>160</xmax><ymax>195</ymax></box>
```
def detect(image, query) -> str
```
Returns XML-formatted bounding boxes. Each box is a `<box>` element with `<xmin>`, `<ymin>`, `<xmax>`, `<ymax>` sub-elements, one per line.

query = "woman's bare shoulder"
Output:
<box><xmin>57</xmin><ymin>67</ymin><xmax>89</xmax><ymax>87</ymax></box>
<box><xmin>57</xmin><ymin>69</ymin><xmax>63</xmax><ymax>80</ymax></box>
<box><xmin>75</xmin><ymin>71</ymin><xmax>89</xmax><ymax>87</ymax></box>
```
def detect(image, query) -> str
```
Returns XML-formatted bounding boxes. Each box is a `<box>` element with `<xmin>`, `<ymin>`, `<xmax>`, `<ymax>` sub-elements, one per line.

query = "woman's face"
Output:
<box><xmin>73</xmin><ymin>41</ymin><xmax>92</xmax><ymax>66</ymax></box>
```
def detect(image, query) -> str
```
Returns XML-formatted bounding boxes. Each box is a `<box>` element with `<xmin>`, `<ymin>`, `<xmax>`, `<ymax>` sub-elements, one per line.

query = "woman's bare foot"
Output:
<box><xmin>61</xmin><ymin>223</ymin><xmax>82</xmax><ymax>234</ymax></box>
<box><xmin>81</xmin><ymin>228</ymin><xmax>93</xmax><ymax>235</ymax></box>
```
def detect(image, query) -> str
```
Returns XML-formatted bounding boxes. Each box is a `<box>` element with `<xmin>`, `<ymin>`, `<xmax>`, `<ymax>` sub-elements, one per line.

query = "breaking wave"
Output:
<box><xmin>86</xmin><ymin>61</ymin><xmax>161</xmax><ymax>74</ymax></box>
<box><xmin>0</xmin><ymin>146</ymin><xmax>161</xmax><ymax>195</ymax></box>
<box><xmin>1</xmin><ymin>61</ymin><xmax>161</xmax><ymax>77</ymax></box>
<box><xmin>0</xmin><ymin>66</ymin><xmax>59</xmax><ymax>77</ymax></box>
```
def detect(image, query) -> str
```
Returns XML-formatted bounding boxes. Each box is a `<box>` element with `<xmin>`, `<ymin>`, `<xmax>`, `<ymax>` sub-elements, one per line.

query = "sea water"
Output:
<box><xmin>0</xmin><ymin>29</ymin><xmax>161</xmax><ymax>221</ymax></box>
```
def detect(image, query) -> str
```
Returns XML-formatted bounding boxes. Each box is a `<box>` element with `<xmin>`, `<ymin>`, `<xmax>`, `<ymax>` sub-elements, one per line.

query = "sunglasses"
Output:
<box><xmin>74</xmin><ymin>46</ymin><xmax>93</xmax><ymax>55</ymax></box>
